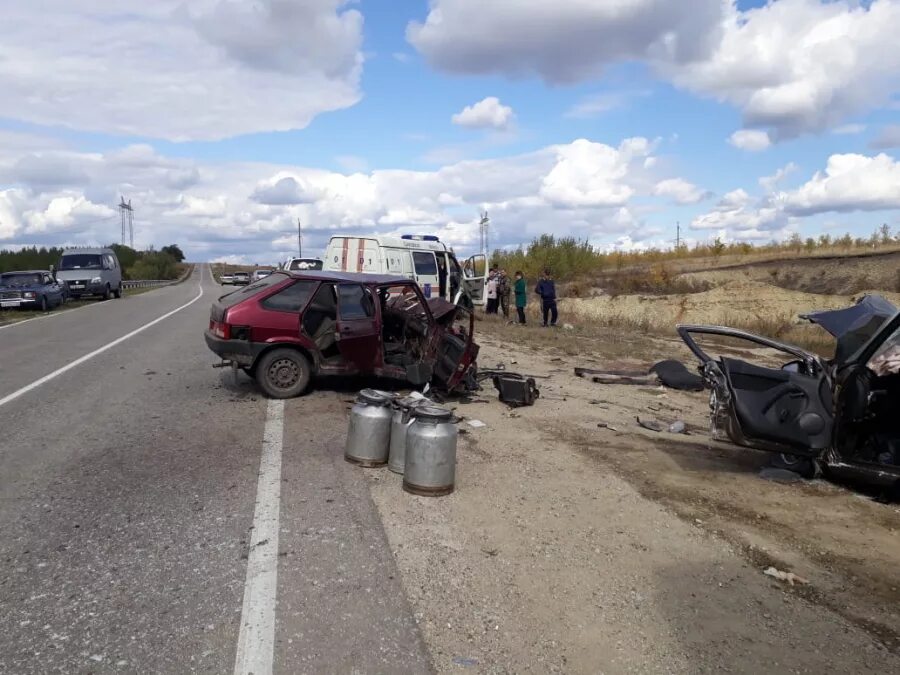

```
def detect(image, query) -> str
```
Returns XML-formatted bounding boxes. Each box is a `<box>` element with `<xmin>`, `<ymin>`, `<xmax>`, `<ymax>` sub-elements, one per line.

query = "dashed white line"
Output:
<box><xmin>0</xmin><ymin>266</ymin><xmax>206</xmax><ymax>409</ymax></box>
<box><xmin>234</xmin><ymin>398</ymin><xmax>285</xmax><ymax>675</ymax></box>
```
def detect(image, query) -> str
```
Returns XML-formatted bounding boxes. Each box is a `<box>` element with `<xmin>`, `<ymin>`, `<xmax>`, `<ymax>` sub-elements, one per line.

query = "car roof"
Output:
<box><xmin>60</xmin><ymin>247</ymin><xmax>114</xmax><ymax>255</ymax></box>
<box><xmin>284</xmin><ymin>270</ymin><xmax>411</xmax><ymax>284</ymax></box>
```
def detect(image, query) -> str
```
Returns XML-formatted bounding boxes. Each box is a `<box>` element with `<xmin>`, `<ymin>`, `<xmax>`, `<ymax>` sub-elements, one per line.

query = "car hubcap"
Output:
<box><xmin>269</xmin><ymin>358</ymin><xmax>300</xmax><ymax>389</ymax></box>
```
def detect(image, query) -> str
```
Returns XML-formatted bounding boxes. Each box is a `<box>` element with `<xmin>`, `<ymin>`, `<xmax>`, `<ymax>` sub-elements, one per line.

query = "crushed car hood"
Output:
<box><xmin>801</xmin><ymin>295</ymin><xmax>898</xmax><ymax>364</ymax></box>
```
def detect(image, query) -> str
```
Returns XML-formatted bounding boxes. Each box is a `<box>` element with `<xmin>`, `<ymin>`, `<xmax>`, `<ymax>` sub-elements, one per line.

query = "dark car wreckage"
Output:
<box><xmin>678</xmin><ymin>295</ymin><xmax>900</xmax><ymax>491</ymax></box>
<box><xmin>205</xmin><ymin>271</ymin><xmax>479</xmax><ymax>398</ymax></box>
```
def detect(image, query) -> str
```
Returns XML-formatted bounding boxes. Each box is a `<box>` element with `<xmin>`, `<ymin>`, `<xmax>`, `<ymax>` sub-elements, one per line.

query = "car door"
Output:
<box><xmin>43</xmin><ymin>274</ymin><xmax>62</xmax><ymax>305</ymax></box>
<box><xmin>462</xmin><ymin>254</ymin><xmax>487</xmax><ymax>306</ymax></box>
<box><xmin>335</xmin><ymin>284</ymin><xmax>381</xmax><ymax>372</ymax></box>
<box><xmin>678</xmin><ymin>324</ymin><xmax>833</xmax><ymax>456</ymax></box>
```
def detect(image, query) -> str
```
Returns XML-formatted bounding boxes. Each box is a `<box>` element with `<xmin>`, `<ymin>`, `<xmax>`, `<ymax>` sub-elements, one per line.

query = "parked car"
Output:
<box><xmin>678</xmin><ymin>295</ymin><xmax>900</xmax><ymax>492</ymax></box>
<box><xmin>220</xmin><ymin>273</ymin><xmax>234</xmax><ymax>285</ymax></box>
<box><xmin>0</xmin><ymin>270</ymin><xmax>66</xmax><ymax>311</ymax></box>
<box><xmin>204</xmin><ymin>271</ymin><xmax>480</xmax><ymax>398</ymax></box>
<box><xmin>252</xmin><ymin>269</ymin><xmax>274</xmax><ymax>282</ymax></box>
<box><xmin>55</xmin><ymin>247</ymin><xmax>123</xmax><ymax>300</ymax></box>
<box><xmin>232</xmin><ymin>272</ymin><xmax>250</xmax><ymax>286</ymax></box>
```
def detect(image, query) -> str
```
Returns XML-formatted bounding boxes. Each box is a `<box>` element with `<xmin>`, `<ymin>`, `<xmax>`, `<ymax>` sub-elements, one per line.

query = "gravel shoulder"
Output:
<box><xmin>365</xmin><ymin>331</ymin><xmax>900</xmax><ymax>673</ymax></box>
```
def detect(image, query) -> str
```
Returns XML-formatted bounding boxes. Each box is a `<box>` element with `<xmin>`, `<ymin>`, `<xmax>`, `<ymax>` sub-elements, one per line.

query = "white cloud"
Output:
<box><xmin>692</xmin><ymin>151</ymin><xmax>900</xmax><ymax>235</ymax></box>
<box><xmin>728</xmin><ymin>129</ymin><xmax>771</xmax><ymax>152</ymax></box>
<box><xmin>408</xmin><ymin>0</ymin><xmax>724</xmax><ymax>83</ymax></box>
<box><xmin>564</xmin><ymin>90</ymin><xmax>651</xmax><ymax>119</ymax></box>
<box><xmin>781</xmin><ymin>153</ymin><xmax>900</xmax><ymax>215</ymax></box>
<box><xmin>410</xmin><ymin>0</ymin><xmax>900</xmax><ymax>138</ymax></box>
<box><xmin>870</xmin><ymin>125</ymin><xmax>900</xmax><ymax>150</ymax></box>
<box><xmin>451</xmin><ymin>97</ymin><xmax>515</xmax><ymax>130</ymax></box>
<box><xmin>833</xmin><ymin>124</ymin><xmax>866</xmax><ymax>135</ymax></box>
<box><xmin>0</xmin><ymin>1</ymin><xmax>364</xmax><ymax>140</ymax></box>
<box><xmin>759</xmin><ymin>163</ymin><xmax>799</xmax><ymax>192</ymax></box>
<box><xmin>653</xmin><ymin>178</ymin><xmax>708</xmax><ymax>205</ymax></box>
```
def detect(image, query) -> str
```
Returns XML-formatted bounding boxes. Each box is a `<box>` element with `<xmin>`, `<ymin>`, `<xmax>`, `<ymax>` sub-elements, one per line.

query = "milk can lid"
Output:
<box><xmin>415</xmin><ymin>405</ymin><xmax>453</xmax><ymax>421</ymax></box>
<box><xmin>358</xmin><ymin>389</ymin><xmax>391</xmax><ymax>406</ymax></box>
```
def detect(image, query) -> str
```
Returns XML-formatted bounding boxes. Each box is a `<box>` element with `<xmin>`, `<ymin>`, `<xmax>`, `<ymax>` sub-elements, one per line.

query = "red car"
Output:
<box><xmin>204</xmin><ymin>271</ymin><xmax>480</xmax><ymax>398</ymax></box>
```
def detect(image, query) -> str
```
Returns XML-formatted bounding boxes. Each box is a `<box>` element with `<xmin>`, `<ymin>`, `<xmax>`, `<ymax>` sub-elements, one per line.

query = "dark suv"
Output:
<box><xmin>204</xmin><ymin>271</ymin><xmax>479</xmax><ymax>398</ymax></box>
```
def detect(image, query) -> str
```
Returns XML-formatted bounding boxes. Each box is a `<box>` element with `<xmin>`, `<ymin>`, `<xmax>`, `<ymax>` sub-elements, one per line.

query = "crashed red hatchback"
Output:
<box><xmin>204</xmin><ymin>271</ymin><xmax>479</xmax><ymax>398</ymax></box>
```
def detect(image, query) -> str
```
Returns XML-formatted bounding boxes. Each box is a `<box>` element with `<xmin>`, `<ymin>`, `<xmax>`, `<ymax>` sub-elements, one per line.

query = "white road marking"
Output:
<box><xmin>234</xmin><ymin>398</ymin><xmax>284</xmax><ymax>675</ymax></box>
<box><xmin>0</xmin><ymin>266</ymin><xmax>206</xmax><ymax>409</ymax></box>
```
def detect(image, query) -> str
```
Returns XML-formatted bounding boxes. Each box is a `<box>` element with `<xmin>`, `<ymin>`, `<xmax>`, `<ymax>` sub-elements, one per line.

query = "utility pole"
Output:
<box><xmin>675</xmin><ymin>221</ymin><xmax>681</xmax><ymax>250</ymax></box>
<box><xmin>297</xmin><ymin>217</ymin><xmax>302</xmax><ymax>257</ymax></box>
<box><xmin>119</xmin><ymin>197</ymin><xmax>134</xmax><ymax>248</ymax></box>
<box><xmin>479</xmin><ymin>210</ymin><xmax>490</xmax><ymax>266</ymax></box>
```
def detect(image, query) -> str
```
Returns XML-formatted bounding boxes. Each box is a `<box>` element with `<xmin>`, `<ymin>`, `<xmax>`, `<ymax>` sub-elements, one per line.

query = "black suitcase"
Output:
<box><xmin>492</xmin><ymin>374</ymin><xmax>540</xmax><ymax>407</ymax></box>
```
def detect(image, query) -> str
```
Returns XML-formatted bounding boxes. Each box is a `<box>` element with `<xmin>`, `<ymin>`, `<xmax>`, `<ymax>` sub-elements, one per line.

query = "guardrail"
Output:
<box><xmin>121</xmin><ymin>279</ymin><xmax>175</xmax><ymax>289</ymax></box>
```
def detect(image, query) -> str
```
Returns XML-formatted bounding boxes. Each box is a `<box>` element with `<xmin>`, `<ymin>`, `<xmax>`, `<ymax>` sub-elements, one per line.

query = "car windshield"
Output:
<box><xmin>0</xmin><ymin>273</ymin><xmax>42</xmax><ymax>287</ymax></box>
<box><xmin>59</xmin><ymin>254</ymin><xmax>102</xmax><ymax>270</ymax></box>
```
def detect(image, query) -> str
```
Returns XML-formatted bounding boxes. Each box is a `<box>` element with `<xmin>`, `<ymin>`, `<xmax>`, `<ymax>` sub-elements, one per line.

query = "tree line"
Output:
<box><xmin>0</xmin><ymin>244</ymin><xmax>186</xmax><ymax>280</ymax></box>
<box><xmin>491</xmin><ymin>226</ymin><xmax>899</xmax><ymax>282</ymax></box>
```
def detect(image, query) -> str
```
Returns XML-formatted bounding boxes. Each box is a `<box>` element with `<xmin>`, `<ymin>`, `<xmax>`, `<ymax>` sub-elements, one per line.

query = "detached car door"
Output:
<box><xmin>462</xmin><ymin>254</ymin><xmax>487</xmax><ymax>306</ymax></box>
<box><xmin>335</xmin><ymin>284</ymin><xmax>381</xmax><ymax>372</ymax></box>
<box><xmin>678</xmin><ymin>325</ymin><xmax>833</xmax><ymax>456</ymax></box>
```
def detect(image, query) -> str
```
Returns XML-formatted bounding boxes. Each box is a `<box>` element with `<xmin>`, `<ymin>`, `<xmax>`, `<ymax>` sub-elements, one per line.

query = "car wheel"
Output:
<box><xmin>101</xmin><ymin>284</ymin><xmax>110</xmax><ymax>301</ymax></box>
<box><xmin>770</xmin><ymin>453</ymin><xmax>816</xmax><ymax>479</ymax></box>
<box><xmin>256</xmin><ymin>348</ymin><xmax>311</xmax><ymax>399</ymax></box>
<box><xmin>113</xmin><ymin>285</ymin><xmax>122</xmax><ymax>299</ymax></box>
<box><xmin>40</xmin><ymin>295</ymin><xmax>48</xmax><ymax>312</ymax></box>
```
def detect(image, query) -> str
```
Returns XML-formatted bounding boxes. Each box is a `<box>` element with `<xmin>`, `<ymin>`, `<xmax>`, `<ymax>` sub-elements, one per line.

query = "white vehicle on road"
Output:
<box><xmin>322</xmin><ymin>234</ymin><xmax>486</xmax><ymax>306</ymax></box>
<box><xmin>251</xmin><ymin>269</ymin><xmax>274</xmax><ymax>282</ymax></box>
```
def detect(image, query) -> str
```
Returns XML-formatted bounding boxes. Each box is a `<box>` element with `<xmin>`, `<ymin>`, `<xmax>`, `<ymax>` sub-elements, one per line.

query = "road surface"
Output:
<box><xmin>0</xmin><ymin>265</ymin><xmax>431</xmax><ymax>674</ymax></box>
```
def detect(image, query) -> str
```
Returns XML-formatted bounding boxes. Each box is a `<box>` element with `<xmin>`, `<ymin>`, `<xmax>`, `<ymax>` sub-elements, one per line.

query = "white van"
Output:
<box><xmin>323</xmin><ymin>235</ymin><xmax>486</xmax><ymax>306</ymax></box>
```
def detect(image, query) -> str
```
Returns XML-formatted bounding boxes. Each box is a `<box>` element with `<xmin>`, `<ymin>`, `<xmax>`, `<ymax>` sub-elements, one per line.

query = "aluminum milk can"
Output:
<box><xmin>388</xmin><ymin>397</ymin><xmax>424</xmax><ymax>474</ymax></box>
<box><xmin>403</xmin><ymin>406</ymin><xmax>457</xmax><ymax>496</ymax></box>
<box><xmin>344</xmin><ymin>389</ymin><xmax>393</xmax><ymax>467</ymax></box>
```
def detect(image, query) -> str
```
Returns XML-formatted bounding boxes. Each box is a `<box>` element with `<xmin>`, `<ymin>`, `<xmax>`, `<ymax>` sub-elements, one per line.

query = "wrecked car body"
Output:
<box><xmin>205</xmin><ymin>271</ymin><xmax>479</xmax><ymax>398</ymax></box>
<box><xmin>678</xmin><ymin>295</ymin><xmax>900</xmax><ymax>490</ymax></box>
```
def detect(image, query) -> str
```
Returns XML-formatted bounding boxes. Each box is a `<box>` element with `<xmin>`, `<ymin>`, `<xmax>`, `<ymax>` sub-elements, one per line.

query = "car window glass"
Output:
<box><xmin>338</xmin><ymin>284</ymin><xmax>374</xmax><ymax>320</ymax></box>
<box><xmin>413</xmin><ymin>251</ymin><xmax>437</xmax><ymax>276</ymax></box>
<box><xmin>867</xmin><ymin>325</ymin><xmax>900</xmax><ymax>375</ymax></box>
<box><xmin>218</xmin><ymin>272</ymin><xmax>287</xmax><ymax>309</ymax></box>
<box><xmin>303</xmin><ymin>283</ymin><xmax>338</xmax><ymax>337</ymax></box>
<box><xmin>261</xmin><ymin>280</ymin><xmax>317</xmax><ymax>312</ymax></box>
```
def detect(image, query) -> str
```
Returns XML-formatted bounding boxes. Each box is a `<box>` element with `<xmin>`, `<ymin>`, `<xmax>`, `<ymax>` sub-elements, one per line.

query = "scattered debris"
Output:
<box><xmin>597</xmin><ymin>422</ymin><xmax>620</xmax><ymax>431</ymax></box>
<box><xmin>467</xmin><ymin>420</ymin><xmax>487</xmax><ymax>429</ymax></box>
<box><xmin>563</xmin><ymin>323</ymin><xmax>575</xmax><ymax>330</ymax></box>
<box><xmin>667</xmin><ymin>420</ymin><xmax>687</xmax><ymax>434</ymax></box>
<box><xmin>649</xmin><ymin>360</ymin><xmax>704</xmax><ymax>392</ymax></box>
<box><xmin>763</xmin><ymin>566</ymin><xmax>810</xmax><ymax>586</ymax></box>
<box><xmin>491</xmin><ymin>373</ymin><xmax>540</xmax><ymax>407</ymax></box>
<box><xmin>576</xmin><ymin>367</ymin><xmax>659</xmax><ymax>386</ymax></box>
<box><xmin>637</xmin><ymin>417</ymin><xmax>665</xmax><ymax>432</ymax></box>
<box><xmin>759</xmin><ymin>467</ymin><xmax>806</xmax><ymax>483</ymax></box>
<box><xmin>452</xmin><ymin>657</ymin><xmax>479</xmax><ymax>667</ymax></box>
<box><xmin>575</xmin><ymin>360</ymin><xmax>704</xmax><ymax>391</ymax></box>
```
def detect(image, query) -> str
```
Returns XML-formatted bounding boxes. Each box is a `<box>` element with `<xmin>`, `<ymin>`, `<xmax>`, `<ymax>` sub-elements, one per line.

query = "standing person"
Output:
<box><xmin>498</xmin><ymin>269</ymin><xmax>511</xmax><ymax>320</ymax></box>
<box><xmin>485</xmin><ymin>269</ymin><xmax>499</xmax><ymax>314</ymax></box>
<box><xmin>436</xmin><ymin>255</ymin><xmax>448</xmax><ymax>300</ymax></box>
<box><xmin>535</xmin><ymin>268</ymin><xmax>558</xmax><ymax>327</ymax></box>
<box><xmin>514</xmin><ymin>271</ymin><xmax>527</xmax><ymax>325</ymax></box>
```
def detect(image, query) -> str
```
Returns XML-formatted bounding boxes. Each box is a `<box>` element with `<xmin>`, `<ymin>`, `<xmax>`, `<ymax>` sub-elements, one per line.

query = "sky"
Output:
<box><xmin>1</xmin><ymin>0</ymin><xmax>899</xmax><ymax>263</ymax></box>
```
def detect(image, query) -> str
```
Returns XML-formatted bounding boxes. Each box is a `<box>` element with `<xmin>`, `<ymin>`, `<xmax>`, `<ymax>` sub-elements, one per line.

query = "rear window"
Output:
<box><xmin>288</xmin><ymin>259</ymin><xmax>323</xmax><ymax>271</ymax></box>
<box><xmin>413</xmin><ymin>251</ymin><xmax>437</xmax><ymax>276</ymax></box>
<box><xmin>261</xmin><ymin>280</ymin><xmax>317</xmax><ymax>312</ymax></box>
<box><xmin>218</xmin><ymin>272</ymin><xmax>288</xmax><ymax>308</ymax></box>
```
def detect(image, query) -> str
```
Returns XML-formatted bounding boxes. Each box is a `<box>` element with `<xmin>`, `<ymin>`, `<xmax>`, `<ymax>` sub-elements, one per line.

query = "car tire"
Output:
<box><xmin>113</xmin><ymin>285</ymin><xmax>122</xmax><ymax>299</ymax></box>
<box><xmin>101</xmin><ymin>284</ymin><xmax>110</xmax><ymax>301</ymax></box>
<box><xmin>40</xmin><ymin>295</ymin><xmax>48</xmax><ymax>312</ymax></box>
<box><xmin>256</xmin><ymin>348</ymin><xmax>312</xmax><ymax>399</ymax></box>
<box><xmin>770</xmin><ymin>453</ymin><xmax>817</xmax><ymax>479</ymax></box>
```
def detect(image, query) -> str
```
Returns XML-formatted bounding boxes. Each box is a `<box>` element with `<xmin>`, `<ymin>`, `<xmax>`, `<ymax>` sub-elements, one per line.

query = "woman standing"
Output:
<box><xmin>514</xmin><ymin>271</ymin><xmax>527</xmax><ymax>324</ymax></box>
<box><xmin>485</xmin><ymin>269</ymin><xmax>499</xmax><ymax>314</ymax></box>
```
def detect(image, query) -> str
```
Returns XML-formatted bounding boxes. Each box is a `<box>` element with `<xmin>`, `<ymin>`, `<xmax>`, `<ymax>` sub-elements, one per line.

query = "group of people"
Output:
<box><xmin>484</xmin><ymin>268</ymin><xmax>558</xmax><ymax>327</ymax></box>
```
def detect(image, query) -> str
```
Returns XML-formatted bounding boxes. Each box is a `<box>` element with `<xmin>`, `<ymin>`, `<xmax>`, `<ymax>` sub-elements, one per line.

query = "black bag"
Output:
<box><xmin>492</xmin><ymin>374</ymin><xmax>540</xmax><ymax>407</ymax></box>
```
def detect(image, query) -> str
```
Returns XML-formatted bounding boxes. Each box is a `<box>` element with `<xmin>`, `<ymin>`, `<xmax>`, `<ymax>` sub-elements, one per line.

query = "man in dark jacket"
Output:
<box><xmin>535</xmin><ymin>268</ymin><xmax>558</xmax><ymax>327</ymax></box>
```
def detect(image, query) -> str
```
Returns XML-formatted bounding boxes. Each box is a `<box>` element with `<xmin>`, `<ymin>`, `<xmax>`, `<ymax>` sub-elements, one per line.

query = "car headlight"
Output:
<box><xmin>91</xmin><ymin>276</ymin><xmax>102</xmax><ymax>284</ymax></box>
<box><xmin>23</xmin><ymin>291</ymin><xmax>36</xmax><ymax>298</ymax></box>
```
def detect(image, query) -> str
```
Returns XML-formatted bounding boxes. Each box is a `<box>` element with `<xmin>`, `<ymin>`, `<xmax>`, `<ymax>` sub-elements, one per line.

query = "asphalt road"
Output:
<box><xmin>0</xmin><ymin>265</ymin><xmax>431</xmax><ymax>674</ymax></box>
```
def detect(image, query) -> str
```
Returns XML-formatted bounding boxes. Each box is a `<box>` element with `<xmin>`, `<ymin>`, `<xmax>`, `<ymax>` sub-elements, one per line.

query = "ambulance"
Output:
<box><xmin>322</xmin><ymin>234</ymin><xmax>487</xmax><ymax>307</ymax></box>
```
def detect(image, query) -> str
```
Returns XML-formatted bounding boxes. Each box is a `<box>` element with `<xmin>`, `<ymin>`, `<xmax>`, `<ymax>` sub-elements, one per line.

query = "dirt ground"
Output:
<box><xmin>365</xmin><ymin>328</ymin><xmax>900</xmax><ymax>674</ymax></box>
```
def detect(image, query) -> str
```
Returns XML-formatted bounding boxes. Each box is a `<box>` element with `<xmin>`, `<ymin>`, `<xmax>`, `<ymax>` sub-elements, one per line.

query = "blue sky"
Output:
<box><xmin>0</xmin><ymin>0</ymin><xmax>899</xmax><ymax>262</ymax></box>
